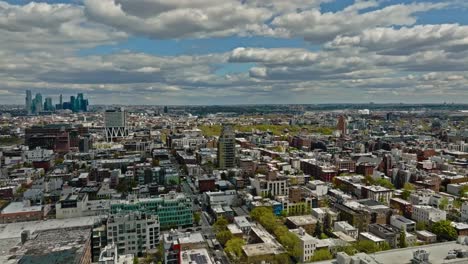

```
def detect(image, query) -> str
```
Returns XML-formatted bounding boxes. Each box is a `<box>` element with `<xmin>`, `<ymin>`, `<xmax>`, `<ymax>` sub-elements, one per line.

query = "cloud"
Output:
<box><xmin>327</xmin><ymin>24</ymin><xmax>468</xmax><ymax>55</ymax></box>
<box><xmin>271</xmin><ymin>1</ymin><xmax>446</xmax><ymax>43</ymax></box>
<box><xmin>0</xmin><ymin>0</ymin><xmax>467</xmax><ymax>104</ymax></box>
<box><xmin>84</xmin><ymin>0</ymin><xmax>274</xmax><ymax>39</ymax></box>
<box><xmin>0</xmin><ymin>1</ymin><xmax>127</xmax><ymax>53</ymax></box>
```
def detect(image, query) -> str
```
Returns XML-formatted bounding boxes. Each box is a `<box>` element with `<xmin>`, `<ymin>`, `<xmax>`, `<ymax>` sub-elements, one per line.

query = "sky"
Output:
<box><xmin>1</xmin><ymin>0</ymin><xmax>468</xmax><ymax>105</ymax></box>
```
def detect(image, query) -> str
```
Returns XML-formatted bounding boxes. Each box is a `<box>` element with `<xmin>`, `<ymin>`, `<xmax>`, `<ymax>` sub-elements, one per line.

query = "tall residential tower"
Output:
<box><xmin>217</xmin><ymin>124</ymin><xmax>236</xmax><ymax>169</ymax></box>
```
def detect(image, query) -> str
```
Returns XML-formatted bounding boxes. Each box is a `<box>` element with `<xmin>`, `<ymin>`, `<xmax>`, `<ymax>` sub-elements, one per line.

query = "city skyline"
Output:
<box><xmin>1</xmin><ymin>0</ymin><xmax>468</xmax><ymax>105</ymax></box>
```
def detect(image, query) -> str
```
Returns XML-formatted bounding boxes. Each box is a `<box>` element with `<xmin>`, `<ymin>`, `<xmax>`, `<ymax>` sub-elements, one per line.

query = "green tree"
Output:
<box><xmin>401</xmin><ymin>183</ymin><xmax>415</xmax><ymax>200</ymax></box>
<box><xmin>379</xmin><ymin>242</ymin><xmax>391</xmax><ymax>251</ymax></box>
<box><xmin>460</xmin><ymin>185</ymin><xmax>468</xmax><ymax>198</ymax></box>
<box><xmin>355</xmin><ymin>240</ymin><xmax>380</xmax><ymax>254</ymax></box>
<box><xmin>439</xmin><ymin>197</ymin><xmax>449</xmax><ymax>210</ymax></box>
<box><xmin>133</xmin><ymin>257</ymin><xmax>139</xmax><ymax>264</ymax></box>
<box><xmin>310</xmin><ymin>249</ymin><xmax>333</xmax><ymax>261</ymax></box>
<box><xmin>314</xmin><ymin>222</ymin><xmax>323</xmax><ymax>238</ymax></box>
<box><xmin>431</xmin><ymin>220</ymin><xmax>457</xmax><ymax>241</ymax></box>
<box><xmin>193</xmin><ymin>212</ymin><xmax>201</xmax><ymax>225</ymax></box>
<box><xmin>375</xmin><ymin>178</ymin><xmax>395</xmax><ymax>189</ymax></box>
<box><xmin>225</xmin><ymin>238</ymin><xmax>245</xmax><ymax>261</ymax></box>
<box><xmin>213</xmin><ymin>216</ymin><xmax>229</xmax><ymax>233</ymax></box>
<box><xmin>216</xmin><ymin>230</ymin><xmax>233</xmax><ymax>246</ymax></box>
<box><xmin>416</xmin><ymin>221</ymin><xmax>427</xmax><ymax>231</ymax></box>
<box><xmin>399</xmin><ymin>229</ymin><xmax>407</xmax><ymax>248</ymax></box>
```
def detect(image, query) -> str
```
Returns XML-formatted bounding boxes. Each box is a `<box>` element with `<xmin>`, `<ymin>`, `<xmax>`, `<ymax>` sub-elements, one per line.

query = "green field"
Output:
<box><xmin>199</xmin><ymin>124</ymin><xmax>333</xmax><ymax>137</ymax></box>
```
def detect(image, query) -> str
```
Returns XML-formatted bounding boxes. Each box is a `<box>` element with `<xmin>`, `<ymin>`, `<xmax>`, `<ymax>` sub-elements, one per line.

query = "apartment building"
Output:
<box><xmin>291</xmin><ymin>227</ymin><xmax>318</xmax><ymax>263</ymax></box>
<box><xmin>412</xmin><ymin>205</ymin><xmax>446</xmax><ymax>224</ymax></box>
<box><xmin>110</xmin><ymin>192</ymin><xmax>193</xmax><ymax>229</ymax></box>
<box><xmin>107</xmin><ymin>212</ymin><xmax>160</xmax><ymax>256</ymax></box>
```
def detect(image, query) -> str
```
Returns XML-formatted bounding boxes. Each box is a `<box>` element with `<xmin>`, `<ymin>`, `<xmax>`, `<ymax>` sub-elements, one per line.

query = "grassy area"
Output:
<box><xmin>0</xmin><ymin>136</ymin><xmax>23</xmax><ymax>146</ymax></box>
<box><xmin>199</xmin><ymin>124</ymin><xmax>333</xmax><ymax>137</ymax></box>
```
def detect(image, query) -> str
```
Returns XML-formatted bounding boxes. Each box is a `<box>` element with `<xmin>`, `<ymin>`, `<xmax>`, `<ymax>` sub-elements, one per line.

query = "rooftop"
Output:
<box><xmin>286</xmin><ymin>215</ymin><xmax>318</xmax><ymax>226</ymax></box>
<box><xmin>180</xmin><ymin>248</ymin><xmax>213</xmax><ymax>264</ymax></box>
<box><xmin>1</xmin><ymin>202</ymin><xmax>42</xmax><ymax>215</ymax></box>
<box><xmin>0</xmin><ymin>216</ymin><xmax>102</xmax><ymax>240</ymax></box>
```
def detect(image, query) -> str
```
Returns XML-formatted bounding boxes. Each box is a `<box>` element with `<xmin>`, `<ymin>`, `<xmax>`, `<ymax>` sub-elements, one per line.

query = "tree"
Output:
<box><xmin>439</xmin><ymin>197</ymin><xmax>449</xmax><ymax>210</ymax></box>
<box><xmin>416</xmin><ymin>221</ymin><xmax>427</xmax><ymax>231</ymax></box>
<box><xmin>399</xmin><ymin>229</ymin><xmax>407</xmax><ymax>248</ymax></box>
<box><xmin>431</xmin><ymin>220</ymin><xmax>457</xmax><ymax>241</ymax></box>
<box><xmin>193</xmin><ymin>212</ymin><xmax>201</xmax><ymax>225</ymax></box>
<box><xmin>213</xmin><ymin>216</ymin><xmax>229</xmax><ymax>233</ymax></box>
<box><xmin>459</xmin><ymin>185</ymin><xmax>468</xmax><ymax>198</ymax></box>
<box><xmin>355</xmin><ymin>240</ymin><xmax>380</xmax><ymax>254</ymax></box>
<box><xmin>133</xmin><ymin>257</ymin><xmax>139</xmax><ymax>264</ymax></box>
<box><xmin>401</xmin><ymin>183</ymin><xmax>415</xmax><ymax>200</ymax></box>
<box><xmin>225</xmin><ymin>238</ymin><xmax>245</xmax><ymax>261</ymax></box>
<box><xmin>379</xmin><ymin>242</ymin><xmax>391</xmax><ymax>251</ymax></box>
<box><xmin>375</xmin><ymin>178</ymin><xmax>395</xmax><ymax>189</ymax></box>
<box><xmin>310</xmin><ymin>249</ymin><xmax>333</xmax><ymax>262</ymax></box>
<box><xmin>216</xmin><ymin>230</ymin><xmax>233</xmax><ymax>246</ymax></box>
<box><xmin>314</xmin><ymin>222</ymin><xmax>323</xmax><ymax>238</ymax></box>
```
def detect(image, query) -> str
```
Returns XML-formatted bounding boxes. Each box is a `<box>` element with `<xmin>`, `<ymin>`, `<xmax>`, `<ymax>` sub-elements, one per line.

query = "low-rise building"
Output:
<box><xmin>412</xmin><ymin>205</ymin><xmax>446</xmax><ymax>224</ymax></box>
<box><xmin>291</xmin><ymin>227</ymin><xmax>318</xmax><ymax>263</ymax></box>
<box><xmin>334</xmin><ymin>221</ymin><xmax>358</xmax><ymax>239</ymax></box>
<box><xmin>390</xmin><ymin>215</ymin><xmax>416</xmax><ymax>232</ymax></box>
<box><xmin>361</xmin><ymin>185</ymin><xmax>393</xmax><ymax>204</ymax></box>
<box><xmin>163</xmin><ymin>231</ymin><xmax>206</xmax><ymax>264</ymax></box>
<box><xmin>285</xmin><ymin>215</ymin><xmax>318</xmax><ymax>235</ymax></box>
<box><xmin>415</xmin><ymin>230</ymin><xmax>437</xmax><ymax>244</ymax></box>
<box><xmin>0</xmin><ymin>201</ymin><xmax>43</xmax><ymax>223</ymax></box>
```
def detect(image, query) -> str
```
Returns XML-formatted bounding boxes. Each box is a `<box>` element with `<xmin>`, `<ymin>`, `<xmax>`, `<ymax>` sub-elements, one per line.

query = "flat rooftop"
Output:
<box><xmin>181</xmin><ymin>248</ymin><xmax>213</xmax><ymax>264</ymax></box>
<box><xmin>1</xmin><ymin>202</ymin><xmax>42</xmax><ymax>215</ymax></box>
<box><xmin>286</xmin><ymin>215</ymin><xmax>318</xmax><ymax>226</ymax></box>
<box><xmin>307</xmin><ymin>242</ymin><xmax>468</xmax><ymax>264</ymax></box>
<box><xmin>0</xmin><ymin>216</ymin><xmax>103</xmax><ymax>239</ymax></box>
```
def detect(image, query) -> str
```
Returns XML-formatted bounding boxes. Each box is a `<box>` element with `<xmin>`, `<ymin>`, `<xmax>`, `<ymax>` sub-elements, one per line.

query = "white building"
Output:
<box><xmin>461</xmin><ymin>202</ymin><xmax>468</xmax><ymax>222</ymax></box>
<box><xmin>362</xmin><ymin>185</ymin><xmax>393</xmax><ymax>204</ymax></box>
<box><xmin>204</xmin><ymin>190</ymin><xmax>237</xmax><ymax>207</ymax></box>
<box><xmin>250</xmin><ymin>174</ymin><xmax>288</xmax><ymax>197</ymax></box>
<box><xmin>98</xmin><ymin>243</ymin><xmax>134</xmax><ymax>264</ymax></box>
<box><xmin>107</xmin><ymin>212</ymin><xmax>160</xmax><ymax>256</ymax></box>
<box><xmin>412</xmin><ymin>205</ymin><xmax>446</xmax><ymax>224</ymax></box>
<box><xmin>23</xmin><ymin>147</ymin><xmax>54</xmax><ymax>162</ymax></box>
<box><xmin>56</xmin><ymin>193</ymin><xmax>110</xmax><ymax>219</ymax></box>
<box><xmin>390</xmin><ymin>215</ymin><xmax>416</xmax><ymax>232</ymax></box>
<box><xmin>291</xmin><ymin>227</ymin><xmax>317</xmax><ymax>263</ymax></box>
<box><xmin>334</xmin><ymin>221</ymin><xmax>358</xmax><ymax>239</ymax></box>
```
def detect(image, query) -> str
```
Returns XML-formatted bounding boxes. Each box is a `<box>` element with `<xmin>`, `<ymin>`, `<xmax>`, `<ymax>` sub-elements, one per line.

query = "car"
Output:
<box><xmin>186</xmin><ymin>228</ymin><xmax>193</xmax><ymax>232</ymax></box>
<box><xmin>196</xmin><ymin>227</ymin><xmax>202</xmax><ymax>231</ymax></box>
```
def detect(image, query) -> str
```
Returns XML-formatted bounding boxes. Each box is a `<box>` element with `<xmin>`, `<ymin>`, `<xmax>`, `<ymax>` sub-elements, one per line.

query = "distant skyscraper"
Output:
<box><xmin>104</xmin><ymin>108</ymin><xmax>128</xmax><ymax>142</ymax></box>
<box><xmin>33</xmin><ymin>93</ymin><xmax>43</xmax><ymax>114</ymax></box>
<box><xmin>337</xmin><ymin>115</ymin><xmax>347</xmax><ymax>136</ymax></box>
<box><xmin>163</xmin><ymin>106</ymin><xmax>168</xmax><ymax>114</ymax></box>
<box><xmin>59</xmin><ymin>94</ymin><xmax>63</xmax><ymax>105</ymax></box>
<box><xmin>25</xmin><ymin>90</ymin><xmax>32</xmax><ymax>115</ymax></box>
<box><xmin>44</xmin><ymin>97</ymin><xmax>54</xmax><ymax>111</ymax></box>
<box><xmin>217</xmin><ymin>124</ymin><xmax>236</xmax><ymax>169</ymax></box>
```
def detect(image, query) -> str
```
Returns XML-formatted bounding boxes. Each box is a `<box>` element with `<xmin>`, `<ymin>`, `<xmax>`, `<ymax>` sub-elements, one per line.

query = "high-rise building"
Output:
<box><xmin>25</xmin><ymin>90</ymin><xmax>32</xmax><ymax>115</ymax></box>
<box><xmin>33</xmin><ymin>93</ymin><xmax>43</xmax><ymax>114</ymax></box>
<box><xmin>217</xmin><ymin>124</ymin><xmax>236</xmax><ymax>169</ymax></box>
<box><xmin>337</xmin><ymin>115</ymin><xmax>347</xmax><ymax>136</ymax></box>
<box><xmin>44</xmin><ymin>97</ymin><xmax>54</xmax><ymax>111</ymax></box>
<box><xmin>104</xmin><ymin>108</ymin><xmax>128</xmax><ymax>142</ymax></box>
